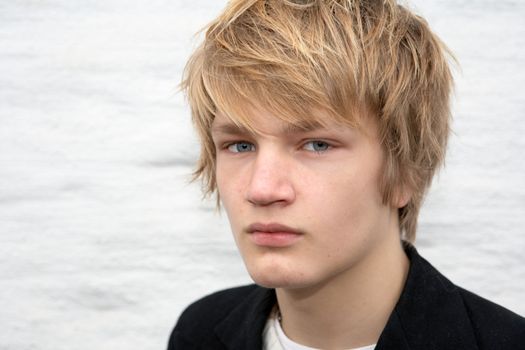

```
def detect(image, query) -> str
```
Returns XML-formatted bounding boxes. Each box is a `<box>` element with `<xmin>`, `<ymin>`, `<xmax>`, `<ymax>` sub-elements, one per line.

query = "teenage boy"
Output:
<box><xmin>169</xmin><ymin>1</ymin><xmax>525</xmax><ymax>349</ymax></box>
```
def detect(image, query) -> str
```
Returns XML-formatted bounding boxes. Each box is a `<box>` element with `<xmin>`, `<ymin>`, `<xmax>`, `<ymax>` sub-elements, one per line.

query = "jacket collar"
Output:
<box><xmin>215</xmin><ymin>243</ymin><xmax>479</xmax><ymax>350</ymax></box>
<box><xmin>376</xmin><ymin>243</ymin><xmax>479</xmax><ymax>349</ymax></box>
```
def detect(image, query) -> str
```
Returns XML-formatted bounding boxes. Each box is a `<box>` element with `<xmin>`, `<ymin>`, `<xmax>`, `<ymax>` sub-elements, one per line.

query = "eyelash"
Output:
<box><xmin>303</xmin><ymin>140</ymin><xmax>332</xmax><ymax>153</ymax></box>
<box><xmin>225</xmin><ymin>141</ymin><xmax>255</xmax><ymax>153</ymax></box>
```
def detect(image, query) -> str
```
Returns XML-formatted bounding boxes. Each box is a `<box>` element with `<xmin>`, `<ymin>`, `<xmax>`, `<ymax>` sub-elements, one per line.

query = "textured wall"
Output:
<box><xmin>0</xmin><ymin>1</ymin><xmax>524</xmax><ymax>349</ymax></box>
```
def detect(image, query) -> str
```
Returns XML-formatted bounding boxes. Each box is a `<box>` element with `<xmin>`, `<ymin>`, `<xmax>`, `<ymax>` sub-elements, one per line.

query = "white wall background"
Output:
<box><xmin>0</xmin><ymin>1</ymin><xmax>523</xmax><ymax>349</ymax></box>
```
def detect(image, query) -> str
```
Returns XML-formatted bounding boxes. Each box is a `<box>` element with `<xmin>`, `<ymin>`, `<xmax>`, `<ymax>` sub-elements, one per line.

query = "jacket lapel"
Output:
<box><xmin>214</xmin><ymin>286</ymin><xmax>276</xmax><ymax>350</ymax></box>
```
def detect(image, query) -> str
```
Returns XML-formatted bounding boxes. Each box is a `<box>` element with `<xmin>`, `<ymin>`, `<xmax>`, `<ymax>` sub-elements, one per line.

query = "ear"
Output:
<box><xmin>393</xmin><ymin>184</ymin><xmax>412</xmax><ymax>208</ymax></box>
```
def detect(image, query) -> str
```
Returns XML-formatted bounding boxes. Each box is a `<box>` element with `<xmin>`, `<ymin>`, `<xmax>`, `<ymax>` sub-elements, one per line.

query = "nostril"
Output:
<box><xmin>245</xmin><ymin>175</ymin><xmax>296</xmax><ymax>207</ymax></box>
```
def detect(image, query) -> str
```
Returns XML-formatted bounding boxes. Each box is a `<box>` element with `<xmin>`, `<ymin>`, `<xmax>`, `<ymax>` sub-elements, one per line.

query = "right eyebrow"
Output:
<box><xmin>281</xmin><ymin>121</ymin><xmax>325</xmax><ymax>133</ymax></box>
<box><xmin>211</xmin><ymin>123</ymin><xmax>252</xmax><ymax>136</ymax></box>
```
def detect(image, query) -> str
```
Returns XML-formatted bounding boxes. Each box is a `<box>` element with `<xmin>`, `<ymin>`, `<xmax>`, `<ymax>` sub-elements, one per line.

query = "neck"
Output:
<box><xmin>275</xmin><ymin>233</ymin><xmax>409</xmax><ymax>349</ymax></box>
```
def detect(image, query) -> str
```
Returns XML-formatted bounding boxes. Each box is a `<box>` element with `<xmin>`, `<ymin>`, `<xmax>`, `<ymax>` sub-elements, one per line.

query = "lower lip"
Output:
<box><xmin>250</xmin><ymin>231</ymin><xmax>302</xmax><ymax>247</ymax></box>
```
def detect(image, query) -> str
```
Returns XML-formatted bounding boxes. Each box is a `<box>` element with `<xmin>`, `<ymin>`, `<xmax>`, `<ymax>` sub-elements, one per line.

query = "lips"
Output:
<box><xmin>246</xmin><ymin>223</ymin><xmax>303</xmax><ymax>247</ymax></box>
<box><xmin>247</xmin><ymin>223</ymin><xmax>301</xmax><ymax>234</ymax></box>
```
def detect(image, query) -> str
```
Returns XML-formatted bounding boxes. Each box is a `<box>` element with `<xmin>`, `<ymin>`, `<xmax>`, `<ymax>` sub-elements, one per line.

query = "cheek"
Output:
<box><xmin>305</xmin><ymin>167</ymin><xmax>384</xmax><ymax>235</ymax></box>
<box><xmin>216</xmin><ymin>167</ymin><xmax>247</xmax><ymax>226</ymax></box>
<box><xmin>216</xmin><ymin>159</ymin><xmax>237</xmax><ymax>201</ymax></box>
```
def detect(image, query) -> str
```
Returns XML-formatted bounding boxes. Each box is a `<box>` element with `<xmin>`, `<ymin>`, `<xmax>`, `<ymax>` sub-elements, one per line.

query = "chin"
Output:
<box><xmin>250</xmin><ymin>275</ymin><xmax>293</xmax><ymax>289</ymax></box>
<box><xmin>251</xmin><ymin>276</ymin><xmax>308</xmax><ymax>290</ymax></box>
<box><xmin>245</xmin><ymin>263</ymin><xmax>315</xmax><ymax>290</ymax></box>
<box><xmin>239</xmin><ymin>245</ymin><xmax>321</xmax><ymax>289</ymax></box>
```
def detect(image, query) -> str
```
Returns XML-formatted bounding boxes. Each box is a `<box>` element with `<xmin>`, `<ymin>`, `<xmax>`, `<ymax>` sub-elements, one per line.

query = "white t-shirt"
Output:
<box><xmin>262</xmin><ymin>308</ymin><xmax>376</xmax><ymax>350</ymax></box>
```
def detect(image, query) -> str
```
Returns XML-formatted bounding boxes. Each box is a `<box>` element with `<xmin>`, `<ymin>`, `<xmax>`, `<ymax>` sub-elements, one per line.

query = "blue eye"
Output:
<box><xmin>304</xmin><ymin>140</ymin><xmax>330</xmax><ymax>152</ymax></box>
<box><xmin>227</xmin><ymin>142</ymin><xmax>255</xmax><ymax>153</ymax></box>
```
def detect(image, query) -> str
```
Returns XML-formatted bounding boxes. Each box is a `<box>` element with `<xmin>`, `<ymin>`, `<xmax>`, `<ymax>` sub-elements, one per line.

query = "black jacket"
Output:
<box><xmin>169</xmin><ymin>245</ymin><xmax>525</xmax><ymax>349</ymax></box>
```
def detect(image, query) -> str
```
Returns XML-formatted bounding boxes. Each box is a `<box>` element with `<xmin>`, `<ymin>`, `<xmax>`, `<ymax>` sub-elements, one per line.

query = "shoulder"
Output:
<box><xmin>457</xmin><ymin>287</ymin><xmax>525</xmax><ymax>348</ymax></box>
<box><xmin>392</xmin><ymin>243</ymin><xmax>525</xmax><ymax>349</ymax></box>
<box><xmin>176</xmin><ymin>284</ymin><xmax>261</xmax><ymax>331</ymax></box>
<box><xmin>168</xmin><ymin>284</ymin><xmax>265</xmax><ymax>349</ymax></box>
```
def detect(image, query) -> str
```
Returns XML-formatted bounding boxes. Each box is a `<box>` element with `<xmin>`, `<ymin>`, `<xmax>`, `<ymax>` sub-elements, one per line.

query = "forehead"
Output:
<box><xmin>211</xmin><ymin>103</ymin><xmax>363</xmax><ymax>137</ymax></box>
<box><xmin>212</xmin><ymin>110</ymin><xmax>328</xmax><ymax>136</ymax></box>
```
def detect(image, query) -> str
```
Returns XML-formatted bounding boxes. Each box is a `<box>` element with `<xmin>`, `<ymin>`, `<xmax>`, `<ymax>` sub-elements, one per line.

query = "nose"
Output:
<box><xmin>245</xmin><ymin>150</ymin><xmax>296</xmax><ymax>207</ymax></box>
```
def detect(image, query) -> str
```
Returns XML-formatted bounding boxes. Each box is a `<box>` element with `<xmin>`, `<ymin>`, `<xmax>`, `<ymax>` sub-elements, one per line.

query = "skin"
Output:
<box><xmin>211</xmin><ymin>106</ymin><xmax>410</xmax><ymax>349</ymax></box>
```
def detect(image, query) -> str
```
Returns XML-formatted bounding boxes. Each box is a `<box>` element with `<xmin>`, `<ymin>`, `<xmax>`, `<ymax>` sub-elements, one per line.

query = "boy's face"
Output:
<box><xmin>211</xmin><ymin>106</ymin><xmax>401</xmax><ymax>289</ymax></box>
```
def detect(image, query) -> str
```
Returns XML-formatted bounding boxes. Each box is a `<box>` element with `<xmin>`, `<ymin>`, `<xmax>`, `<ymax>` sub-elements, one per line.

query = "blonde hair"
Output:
<box><xmin>182</xmin><ymin>0</ymin><xmax>454</xmax><ymax>242</ymax></box>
